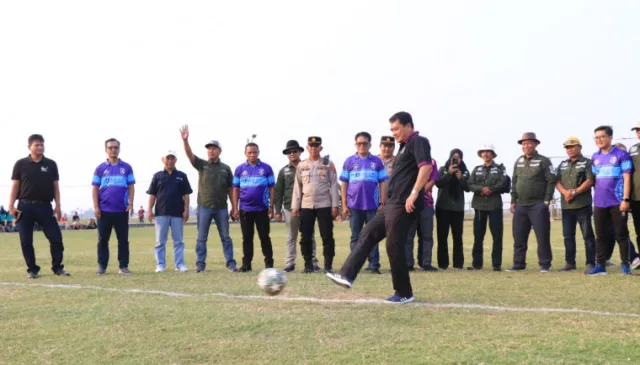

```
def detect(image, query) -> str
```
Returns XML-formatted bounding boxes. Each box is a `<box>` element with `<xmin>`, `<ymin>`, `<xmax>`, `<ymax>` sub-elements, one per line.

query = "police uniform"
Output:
<box><xmin>467</xmin><ymin>144</ymin><xmax>507</xmax><ymax>270</ymax></box>
<box><xmin>379</xmin><ymin>136</ymin><xmax>396</xmax><ymax>176</ymax></box>
<box><xmin>555</xmin><ymin>137</ymin><xmax>596</xmax><ymax>270</ymax></box>
<box><xmin>508</xmin><ymin>132</ymin><xmax>556</xmax><ymax>271</ymax></box>
<box><xmin>291</xmin><ymin>136</ymin><xmax>340</xmax><ymax>272</ymax></box>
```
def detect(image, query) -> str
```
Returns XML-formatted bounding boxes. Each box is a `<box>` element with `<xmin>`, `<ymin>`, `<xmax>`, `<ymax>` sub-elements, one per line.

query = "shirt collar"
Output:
<box><xmin>565</xmin><ymin>154</ymin><xmax>586</xmax><ymax>163</ymax></box>
<box><xmin>27</xmin><ymin>154</ymin><xmax>46</xmax><ymax>163</ymax></box>
<box><xmin>354</xmin><ymin>153</ymin><xmax>371</xmax><ymax>160</ymax></box>
<box><xmin>404</xmin><ymin>131</ymin><xmax>420</xmax><ymax>143</ymax></box>
<box><xmin>244</xmin><ymin>159</ymin><xmax>261</xmax><ymax>167</ymax></box>
<box><xmin>597</xmin><ymin>145</ymin><xmax>618</xmax><ymax>155</ymax></box>
<box><xmin>524</xmin><ymin>151</ymin><xmax>539</xmax><ymax>160</ymax></box>
<box><xmin>106</xmin><ymin>158</ymin><xmax>122</xmax><ymax>166</ymax></box>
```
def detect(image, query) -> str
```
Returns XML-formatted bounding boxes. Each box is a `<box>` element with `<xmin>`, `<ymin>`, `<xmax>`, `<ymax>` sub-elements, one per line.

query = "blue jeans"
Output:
<box><xmin>406</xmin><ymin>206</ymin><xmax>435</xmax><ymax>267</ymax></box>
<box><xmin>561</xmin><ymin>206</ymin><xmax>596</xmax><ymax>265</ymax></box>
<box><xmin>349</xmin><ymin>209</ymin><xmax>379</xmax><ymax>269</ymax></box>
<box><xmin>196</xmin><ymin>206</ymin><xmax>236</xmax><ymax>268</ymax></box>
<box><xmin>154</xmin><ymin>216</ymin><xmax>185</xmax><ymax>268</ymax></box>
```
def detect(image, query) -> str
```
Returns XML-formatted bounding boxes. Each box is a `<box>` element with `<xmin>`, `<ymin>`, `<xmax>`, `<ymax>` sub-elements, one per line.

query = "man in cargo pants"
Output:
<box><xmin>506</xmin><ymin>132</ymin><xmax>555</xmax><ymax>273</ymax></box>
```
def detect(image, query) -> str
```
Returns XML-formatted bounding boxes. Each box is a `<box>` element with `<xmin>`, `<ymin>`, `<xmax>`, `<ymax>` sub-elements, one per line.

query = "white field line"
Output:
<box><xmin>1</xmin><ymin>282</ymin><xmax>640</xmax><ymax>318</ymax></box>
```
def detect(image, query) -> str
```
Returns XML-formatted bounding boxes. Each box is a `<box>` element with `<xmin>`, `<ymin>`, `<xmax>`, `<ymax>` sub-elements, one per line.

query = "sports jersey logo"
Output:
<box><xmin>41</xmin><ymin>166</ymin><xmax>48</xmax><ymax>172</ymax></box>
<box><xmin>370</xmin><ymin>162</ymin><xmax>376</xmax><ymax>169</ymax></box>
<box><xmin>610</xmin><ymin>156</ymin><xmax>617</xmax><ymax>164</ymax></box>
<box><xmin>594</xmin><ymin>159</ymin><xmax>600</xmax><ymax>166</ymax></box>
<box><xmin>241</xmin><ymin>170</ymin><xmax>248</xmax><ymax>177</ymax></box>
<box><xmin>259</xmin><ymin>168</ymin><xmax>265</xmax><ymax>176</ymax></box>
<box><xmin>120</xmin><ymin>168</ymin><xmax>125</xmax><ymax>175</ymax></box>
<box><xmin>353</xmin><ymin>164</ymin><xmax>359</xmax><ymax>169</ymax></box>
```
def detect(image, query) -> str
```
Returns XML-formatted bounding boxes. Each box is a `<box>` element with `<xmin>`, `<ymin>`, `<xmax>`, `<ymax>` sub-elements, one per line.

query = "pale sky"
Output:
<box><xmin>1</xmin><ymin>1</ymin><xmax>639</xmax><ymax>213</ymax></box>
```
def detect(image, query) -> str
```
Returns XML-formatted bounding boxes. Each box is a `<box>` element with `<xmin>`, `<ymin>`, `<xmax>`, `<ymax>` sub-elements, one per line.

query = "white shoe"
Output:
<box><xmin>175</xmin><ymin>265</ymin><xmax>188</xmax><ymax>272</ymax></box>
<box><xmin>605</xmin><ymin>260</ymin><xmax>616</xmax><ymax>267</ymax></box>
<box><xmin>631</xmin><ymin>257</ymin><xmax>640</xmax><ymax>270</ymax></box>
<box><xmin>155</xmin><ymin>266</ymin><xmax>165</xmax><ymax>273</ymax></box>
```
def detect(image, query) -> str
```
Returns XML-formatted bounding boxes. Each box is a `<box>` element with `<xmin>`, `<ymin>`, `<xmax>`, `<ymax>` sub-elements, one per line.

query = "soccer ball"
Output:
<box><xmin>257</xmin><ymin>268</ymin><xmax>288</xmax><ymax>295</ymax></box>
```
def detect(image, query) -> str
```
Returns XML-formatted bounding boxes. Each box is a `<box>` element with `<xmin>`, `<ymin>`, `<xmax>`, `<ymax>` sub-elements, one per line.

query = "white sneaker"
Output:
<box><xmin>631</xmin><ymin>257</ymin><xmax>640</xmax><ymax>270</ymax></box>
<box><xmin>606</xmin><ymin>260</ymin><xmax>616</xmax><ymax>267</ymax></box>
<box><xmin>175</xmin><ymin>265</ymin><xmax>188</xmax><ymax>272</ymax></box>
<box><xmin>155</xmin><ymin>266</ymin><xmax>165</xmax><ymax>273</ymax></box>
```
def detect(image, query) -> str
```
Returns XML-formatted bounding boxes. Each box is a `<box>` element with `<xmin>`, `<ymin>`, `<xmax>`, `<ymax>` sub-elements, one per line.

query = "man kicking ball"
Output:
<box><xmin>326</xmin><ymin>111</ymin><xmax>433</xmax><ymax>303</ymax></box>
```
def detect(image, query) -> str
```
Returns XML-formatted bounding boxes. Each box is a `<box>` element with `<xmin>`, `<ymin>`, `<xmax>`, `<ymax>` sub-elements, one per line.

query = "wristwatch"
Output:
<box><xmin>571</xmin><ymin>189</ymin><xmax>577</xmax><ymax>196</ymax></box>
<box><xmin>410</xmin><ymin>189</ymin><xmax>418</xmax><ymax>195</ymax></box>
<box><xmin>624</xmin><ymin>198</ymin><xmax>630</xmax><ymax>202</ymax></box>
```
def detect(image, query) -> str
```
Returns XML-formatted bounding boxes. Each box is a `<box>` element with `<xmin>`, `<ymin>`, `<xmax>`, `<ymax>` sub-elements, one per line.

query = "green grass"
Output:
<box><xmin>1</xmin><ymin>221</ymin><xmax>639</xmax><ymax>365</ymax></box>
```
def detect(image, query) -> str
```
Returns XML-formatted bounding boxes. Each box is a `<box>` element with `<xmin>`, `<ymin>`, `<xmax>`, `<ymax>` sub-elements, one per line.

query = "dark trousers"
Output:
<box><xmin>97</xmin><ymin>211</ymin><xmax>130</xmax><ymax>269</ymax></box>
<box><xmin>436</xmin><ymin>208</ymin><xmax>465</xmax><ymax>269</ymax></box>
<box><xmin>16</xmin><ymin>202</ymin><xmax>64</xmax><ymax>274</ymax></box>
<box><xmin>472</xmin><ymin>209</ymin><xmax>503</xmax><ymax>269</ymax></box>
<box><xmin>239</xmin><ymin>209</ymin><xmax>273</xmax><ymax>267</ymax></box>
<box><xmin>406</xmin><ymin>206</ymin><xmax>435</xmax><ymax>267</ymax></box>
<box><xmin>349</xmin><ymin>209</ymin><xmax>379</xmax><ymax>269</ymax></box>
<box><xmin>593</xmin><ymin>205</ymin><xmax>630</xmax><ymax>265</ymax></box>
<box><xmin>512</xmin><ymin>202</ymin><xmax>552</xmax><ymax>268</ymax></box>
<box><xmin>604</xmin><ymin>233</ymin><xmax>638</xmax><ymax>261</ymax></box>
<box><xmin>300</xmin><ymin>207</ymin><xmax>335</xmax><ymax>268</ymax></box>
<box><xmin>340</xmin><ymin>204</ymin><xmax>414</xmax><ymax>297</ymax></box>
<box><xmin>561</xmin><ymin>206</ymin><xmax>596</xmax><ymax>266</ymax></box>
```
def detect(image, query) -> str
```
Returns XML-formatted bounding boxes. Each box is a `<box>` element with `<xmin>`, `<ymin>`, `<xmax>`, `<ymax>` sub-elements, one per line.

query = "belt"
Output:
<box><xmin>19</xmin><ymin>200</ymin><xmax>49</xmax><ymax>205</ymax></box>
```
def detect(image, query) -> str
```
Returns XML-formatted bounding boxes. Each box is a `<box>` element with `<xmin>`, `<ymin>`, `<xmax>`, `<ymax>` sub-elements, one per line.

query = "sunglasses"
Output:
<box><xmin>107</xmin><ymin>146</ymin><xmax>120</xmax><ymax>150</ymax></box>
<box><xmin>356</xmin><ymin>142</ymin><xmax>370</xmax><ymax>147</ymax></box>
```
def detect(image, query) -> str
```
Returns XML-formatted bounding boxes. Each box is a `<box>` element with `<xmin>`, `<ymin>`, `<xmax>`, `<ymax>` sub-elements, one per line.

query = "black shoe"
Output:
<box><xmin>364</xmin><ymin>267</ymin><xmax>372</xmax><ymax>272</ymax></box>
<box><xmin>303</xmin><ymin>266</ymin><xmax>314</xmax><ymax>273</ymax></box>
<box><xmin>237</xmin><ymin>266</ymin><xmax>252</xmax><ymax>272</ymax></box>
<box><xmin>265</xmin><ymin>260</ymin><xmax>274</xmax><ymax>269</ymax></box>
<box><xmin>421</xmin><ymin>265</ymin><xmax>438</xmax><ymax>272</ymax></box>
<box><xmin>467</xmin><ymin>266</ymin><xmax>482</xmax><ymax>271</ymax></box>
<box><xmin>493</xmin><ymin>266</ymin><xmax>502</xmax><ymax>272</ymax></box>
<box><xmin>96</xmin><ymin>267</ymin><xmax>106</xmax><ymax>275</ymax></box>
<box><xmin>370</xmin><ymin>268</ymin><xmax>382</xmax><ymax>274</ymax></box>
<box><xmin>407</xmin><ymin>266</ymin><xmax>415</xmax><ymax>272</ymax></box>
<box><xmin>54</xmin><ymin>269</ymin><xmax>71</xmax><ymax>276</ymax></box>
<box><xmin>284</xmin><ymin>266</ymin><xmax>295</xmax><ymax>273</ymax></box>
<box><xmin>323</xmin><ymin>267</ymin><xmax>334</xmax><ymax>274</ymax></box>
<box><xmin>313</xmin><ymin>264</ymin><xmax>322</xmax><ymax>272</ymax></box>
<box><xmin>27</xmin><ymin>272</ymin><xmax>40</xmax><ymax>279</ymax></box>
<box><xmin>505</xmin><ymin>266</ymin><xmax>525</xmax><ymax>272</ymax></box>
<box><xmin>196</xmin><ymin>263</ymin><xmax>206</xmax><ymax>273</ymax></box>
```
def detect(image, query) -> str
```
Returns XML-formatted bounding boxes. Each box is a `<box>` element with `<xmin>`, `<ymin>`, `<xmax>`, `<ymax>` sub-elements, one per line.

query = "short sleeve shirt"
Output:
<box><xmin>339</xmin><ymin>154</ymin><xmax>389</xmax><ymax>210</ymax></box>
<box><xmin>11</xmin><ymin>155</ymin><xmax>60</xmax><ymax>202</ymax></box>
<box><xmin>232</xmin><ymin>160</ymin><xmax>275</xmax><ymax>212</ymax></box>
<box><xmin>387</xmin><ymin>132</ymin><xmax>432</xmax><ymax>211</ymax></box>
<box><xmin>591</xmin><ymin>146</ymin><xmax>632</xmax><ymax>208</ymax></box>
<box><xmin>424</xmin><ymin>159</ymin><xmax>439</xmax><ymax>207</ymax></box>
<box><xmin>92</xmin><ymin>159</ymin><xmax>136</xmax><ymax>213</ymax></box>
<box><xmin>147</xmin><ymin>169</ymin><xmax>193</xmax><ymax>217</ymax></box>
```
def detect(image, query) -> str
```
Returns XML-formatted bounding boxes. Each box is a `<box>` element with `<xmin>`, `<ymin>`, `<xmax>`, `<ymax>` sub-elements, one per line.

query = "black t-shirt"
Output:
<box><xmin>11</xmin><ymin>155</ymin><xmax>60</xmax><ymax>202</ymax></box>
<box><xmin>387</xmin><ymin>132</ymin><xmax>432</xmax><ymax>211</ymax></box>
<box><xmin>147</xmin><ymin>169</ymin><xmax>193</xmax><ymax>217</ymax></box>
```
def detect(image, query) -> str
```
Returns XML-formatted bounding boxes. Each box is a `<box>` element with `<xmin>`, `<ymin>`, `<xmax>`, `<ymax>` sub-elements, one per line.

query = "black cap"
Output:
<box><xmin>380</xmin><ymin>136</ymin><xmax>394</xmax><ymax>144</ymax></box>
<box><xmin>308</xmin><ymin>136</ymin><xmax>322</xmax><ymax>145</ymax></box>
<box><xmin>282</xmin><ymin>140</ymin><xmax>304</xmax><ymax>155</ymax></box>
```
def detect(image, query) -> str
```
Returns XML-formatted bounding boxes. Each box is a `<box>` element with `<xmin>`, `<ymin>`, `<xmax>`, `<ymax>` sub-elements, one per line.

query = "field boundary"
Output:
<box><xmin>2</xmin><ymin>282</ymin><xmax>639</xmax><ymax>318</ymax></box>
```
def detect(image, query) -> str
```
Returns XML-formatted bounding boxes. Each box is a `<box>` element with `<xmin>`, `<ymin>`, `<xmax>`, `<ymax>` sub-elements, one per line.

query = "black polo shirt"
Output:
<box><xmin>146</xmin><ymin>169</ymin><xmax>193</xmax><ymax>217</ymax></box>
<box><xmin>387</xmin><ymin>132</ymin><xmax>432</xmax><ymax>211</ymax></box>
<box><xmin>11</xmin><ymin>155</ymin><xmax>60</xmax><ymax>202</ymax></box>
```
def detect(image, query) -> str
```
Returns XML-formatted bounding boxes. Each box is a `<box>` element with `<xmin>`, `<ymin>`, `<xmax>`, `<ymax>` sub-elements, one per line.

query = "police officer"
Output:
<box><xmin>379</xmin><ymin>136</ymin><xmax>396</xmax><ymax>175</ymax></box>
<box><xmin>467</xmin><ymin>144</ymin><xmax>507</xmax><ymax>271</ymax></box>
<box><xmin>9</xmin><ymin>134</ymin><xmax>70</xmax><ymax>278</ymax></box>
<box><xmin>291</xmin><ymin>136</ymin><xmax>340</xmax><ymax>273</ymax></box>
<box><xmin>274</xmin><ymin>140</ymin><xmax>320</xmax><ymax>272</ymax></box>
<box><xmin>554</xmin><ymin>137</ymin><xmax>596</xmax><ymax>273</ymax></box>
<box><xmin>507</xmin><ymin>132</ymin><xmax>555</xmax><ymax>272</ymax></box>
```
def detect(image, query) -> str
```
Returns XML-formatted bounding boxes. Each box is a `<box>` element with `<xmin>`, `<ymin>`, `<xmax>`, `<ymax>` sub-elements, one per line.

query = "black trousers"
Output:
<box><xmin>436</xmin><ymin>208</ymin><xmax>465</xmax><ymax>269</ymax></box>
<box><xmin>593</xmin><ymin>205</ymin><xmax>630</xmax><ymax>265</ymax></box>
<box><xmin>239</xmin><ymin>209</ymin><xmax>274</xmax><ymax>267</ymax></box>
<box><xmin>97</xmin><ymin>211</ymin><xmax>130</xmax><ymax>269</ymax></box>
<box><xmin>16</xmin><ymin>201</ymin><xmax>64</xmax><ymax>274</ymax></box>
<box><xmin>472</xmin><ymin>209</ymin><xmax>503</xmax><ymax>269</ymax></box>
<box><xmin>340</xmin><ymin>204</ymin><xmax>414</xmax><ymax>297</ymax></box>
<box><xmin>300</xmin><ymin>207</ymin><xmax>335</xmax><ymax>268</ymax></box>
<box><xmin>512</xmin><ymin>202</ymin><xmax>552</xmax><ymax>268</ymax></box>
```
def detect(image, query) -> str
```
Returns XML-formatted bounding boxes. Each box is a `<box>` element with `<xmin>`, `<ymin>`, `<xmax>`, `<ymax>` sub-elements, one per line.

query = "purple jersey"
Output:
<box><xmin>232</xmin><ymin>160</ymin><xmax>275</xmax><ymax>212</ymax></box>
<box><xmin>92</xmin><ymin>159</ymin><xmax>136</xmax><ymax>213</ymax></box>
<box><xmin>591</xmin><ymin>146</ymin><xmax>632</xmax><ymax>208</ymax></box>
<box><xmin>340</xmin><ymin>154</ymin><xmax>389</xmax><ymax>210</ymax></box>
<box><xmin>424</xmin><ymin>159</ymin><xmax>440</xmax><ymax>207</ymax></box>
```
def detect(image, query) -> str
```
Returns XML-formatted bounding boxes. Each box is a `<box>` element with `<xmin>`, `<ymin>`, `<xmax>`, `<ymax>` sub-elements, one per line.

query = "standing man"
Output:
<box><xmin>405</xmin><ymin>158</ymin><xmax>439</xmax><ymax>271</ymax></box>
<box><xmin>147</xmin><ymin>150</ymin><xmax>193</xmax><ymax>272</ymax></box>
<box><xmin>587</xmin><ymin>126</ymin><xmax>633</xmax><ymax>275</ymax></box>
<box><xmin>92</xmin><ymin>138</ymin><xmax>136</xmax><ymax>275</ymax></box>
<box><xmin>507</xmin><ymin>133</ymin><xmax>555</xmax><ymax>273</ymax></box>
<box><xmin>340</xmin><ymin>132</ymin><xmax>388</xmax><ymax>274</ymax></box>
<box><xmin>8</xmin><ymin>134</ymin><xmax>70</xmax><ymax>278</ymax></box>
<box><xmin>379</xmin><ymin>136</ymin><xmax>396</xmax><ymax>176</ymax></box>
<box><xmin>274</xmin><ymin>140</ymin><xmax>320</xmax><ymax>272</ymax></box>
<box><xmin>231</xmin><ymin>143</ymin><xmax>275</xmax><ymax>272</ymax></box>
<box><xmin>327</xmin><ymin>111</ymin><xmax>433</xmax><ymax>304</ymax></box>
<box><xmin>554</xmin><ymin>137</ymin><xmax>596</xmax><ymax>273</ymax></box>
<box><xmin>292</xmin><ymin>136</ymin><xmax>340</xmax><ymax>273</ymax></box>
<box><xmin>138</xmin><ymin>206</ymin><xmax>145</xmax><ymax>223</ymax></box>
<box><xmin>624</xmin><ymin>123</ymin><xmax>640</xmax><ymax>269</ymax></box>
<box><xmin>181</xmin><ymin>125</ymin><xmax>238</xmax><ymax>272</ymax></box>
<box><xmin>467</xmin><ymin>144</ymin><xmax>507</xmax><ymax>271</ymax></box>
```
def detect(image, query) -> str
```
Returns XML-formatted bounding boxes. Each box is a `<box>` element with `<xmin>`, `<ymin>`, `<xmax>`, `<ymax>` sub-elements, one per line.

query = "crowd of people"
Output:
<box><xmin>6</xmin><ymin>111</ymin><xmax>640</xmax><ymax>303</ymax></box>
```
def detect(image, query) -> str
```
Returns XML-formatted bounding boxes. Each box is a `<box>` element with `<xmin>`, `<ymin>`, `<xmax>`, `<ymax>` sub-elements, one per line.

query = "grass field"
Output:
<box><xmin>1</xmin><ymin>221</ymin><xmax>639</xmax><ymax>365</ymax></box>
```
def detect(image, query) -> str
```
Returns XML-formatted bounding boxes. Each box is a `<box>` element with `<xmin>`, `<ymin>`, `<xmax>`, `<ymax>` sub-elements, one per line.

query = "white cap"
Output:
<box><xmin>477</xmin><ymin>144</ymin><xmax>497</xmax><ymax>158</ymax></box>
<box><xmin>163</xmin><ymin>150</ymin><xmax>177</xmax><ymax>158</ymax></box>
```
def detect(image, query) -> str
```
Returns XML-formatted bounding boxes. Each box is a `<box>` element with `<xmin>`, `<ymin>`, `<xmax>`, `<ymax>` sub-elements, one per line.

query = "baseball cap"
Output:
<box><xmin>205</xmin><ymin>140</ymin><xmax>222</xmax><ymax>150</ymax></box>
<box><xmin>563</xmin><ymin>137</ymin><xmax>581</xmax><ymax>147</ymax></box>
<box><xmin>163</xmin><ymin>150</ymin><xmax>177</xmax><ymax>158</ymax></box>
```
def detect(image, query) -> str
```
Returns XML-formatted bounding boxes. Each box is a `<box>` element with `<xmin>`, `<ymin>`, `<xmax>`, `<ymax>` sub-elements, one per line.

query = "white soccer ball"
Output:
<box><xmin>257</xmin><ymin>268</ymin><xmax>288</xmax><ymax>296</ymax></box>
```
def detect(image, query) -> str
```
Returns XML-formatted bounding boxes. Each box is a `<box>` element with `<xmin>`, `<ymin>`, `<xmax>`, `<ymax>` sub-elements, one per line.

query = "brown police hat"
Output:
<box><xmin>517</xmin><ymin>132</ymin><xmax>540</xmax><ymax>145</ymax></box>
<box><xmin>308</xmin><ymin>136</ymin><xmax>322</xmax><ymax>145</ymax></box>
<box><xmin>380</xmin><ymin>136</ymin><xmax>395</xmax><ymax>144</ymax></box>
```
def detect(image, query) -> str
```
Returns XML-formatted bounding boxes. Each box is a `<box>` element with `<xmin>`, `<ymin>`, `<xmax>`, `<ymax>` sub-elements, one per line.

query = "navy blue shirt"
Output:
<box><xmin>146</xmin><ymin>169</ymin><xmax>193</xmax><ymax>217</ymax></box>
